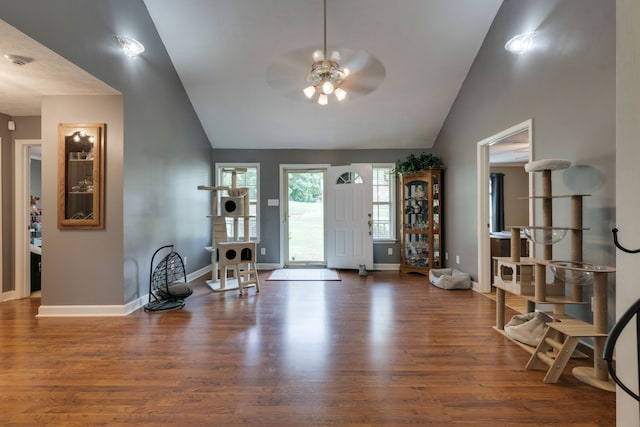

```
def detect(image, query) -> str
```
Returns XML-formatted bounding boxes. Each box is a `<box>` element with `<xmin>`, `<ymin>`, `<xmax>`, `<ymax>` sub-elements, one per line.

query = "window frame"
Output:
<box><xmin>372</xmin><ymin>163</ymin><xmax>396</xmax><ymax>242</ymax></box>
<box><xmin>215</xmin><ymin>163</ymin><xmax>260</xmax><ymax>242</ymax></box>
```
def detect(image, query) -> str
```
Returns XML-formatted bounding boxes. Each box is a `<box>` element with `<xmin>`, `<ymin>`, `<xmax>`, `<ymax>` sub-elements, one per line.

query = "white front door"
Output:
<box><xmin>326</xmin><ymin>164</ymin><xmax>373</xmax><ymax>269</ymax></box>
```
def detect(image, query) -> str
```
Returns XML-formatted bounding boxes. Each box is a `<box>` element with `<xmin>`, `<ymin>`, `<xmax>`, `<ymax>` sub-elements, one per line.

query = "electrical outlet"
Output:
<box><xmin>261</xmin><ymin>247</ymin><xmax>266</xmax><ymax>255</ymax></box>
<box><xmin>387</xmin><ymin>248</ymin><xmax>393</xmax><ymax>255</ymax></box>
<box><xmin>183</xmin><ymin>256</ymin><xmax>187</xmax><ymax>266</ymax></box>
<box><xmin>445</xmin><ymin>252</ymin><xmax>449</xmax><ymax>260</ymax></box>
<box><xmin>456</xmin><ymin>255</ymin><xmax>460</xmax><ymax>264</ymax></box>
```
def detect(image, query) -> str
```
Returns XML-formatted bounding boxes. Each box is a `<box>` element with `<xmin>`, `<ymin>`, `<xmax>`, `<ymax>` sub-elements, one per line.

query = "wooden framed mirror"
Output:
<box><xmin>57</xmin><ymin>123</ymin><xmax>105</xmax><ymax>229</ymax></box>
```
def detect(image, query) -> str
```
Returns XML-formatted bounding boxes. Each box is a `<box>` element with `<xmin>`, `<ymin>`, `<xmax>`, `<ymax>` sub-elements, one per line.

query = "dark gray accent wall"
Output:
<box><xmin>432</xmin><ymin>0</ymin><xmax>615</xmax><ymax>323</ymax></box>
<box><xmin>1</xmin><ymin>1</ymin><xmax>212</xmax><ymax>305</ymax></box>
<box><xmin>213</xmin><ymin>149</ymin><xmax>436</xmax><ymax>266</ymax></box>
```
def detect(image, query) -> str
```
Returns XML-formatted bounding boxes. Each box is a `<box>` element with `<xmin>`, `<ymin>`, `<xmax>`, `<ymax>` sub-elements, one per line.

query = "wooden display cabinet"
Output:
<box><xmin>57</xmin><ymin>123</ymin><xmax>105</xmax><ymax>229</ymax></box>
<box><xmin>400</xmin><ymin>169</ymin><xmax>443</xmax><ymax>276</ymax></box>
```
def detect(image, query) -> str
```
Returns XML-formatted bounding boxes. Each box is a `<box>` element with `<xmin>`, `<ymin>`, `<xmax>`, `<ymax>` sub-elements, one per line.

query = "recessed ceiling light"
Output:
<box><xmin>4</xmin><ymin>54</ymin><xmax>33</xmax><ymax>66</ymax></box>
<box><xmin>115</xmin><ymin>35</ymin><xmax>145</xmax><ymax>58</ymax></box>
<box><xmin>504</xmin><ymin>32</ymin><xmax>535</xmax><ymax>55</ymax></box>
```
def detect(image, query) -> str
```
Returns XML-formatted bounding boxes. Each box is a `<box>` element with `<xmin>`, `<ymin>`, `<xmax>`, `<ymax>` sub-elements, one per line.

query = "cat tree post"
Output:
<box><xmin>570</xmin><ymin>195</ymin><xmax>584</xmax><ymax>302</ymax></box>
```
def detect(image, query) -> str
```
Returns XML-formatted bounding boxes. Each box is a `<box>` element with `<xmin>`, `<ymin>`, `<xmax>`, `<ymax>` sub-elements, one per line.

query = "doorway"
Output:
<box><xmin>14</xmin><ymin>140</ymin><xmax>42</xmax><ymax>299</ymax></box>
<box><xmin>283</xmin><ymin>167</ymin><xmax>326</xmax><ymax>266</ymax></box>
<box><xmin>476</xmin><ymin>120</ymin><xmax>533</xmax><ymax>293</ymax></box>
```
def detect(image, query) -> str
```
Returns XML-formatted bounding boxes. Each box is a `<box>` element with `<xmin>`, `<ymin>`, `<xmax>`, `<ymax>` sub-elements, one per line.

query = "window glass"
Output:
<box><xmin>372</xmin><ymin>165</ymin><xmax>395</xmax><ymax>240</ymax></box>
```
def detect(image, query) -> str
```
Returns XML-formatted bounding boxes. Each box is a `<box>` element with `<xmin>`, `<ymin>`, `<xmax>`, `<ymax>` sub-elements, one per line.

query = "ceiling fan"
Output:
<box><xmin>266</xmin><ymin>0</ymin><xmax>385</xmax><ymax>105</ymax></box>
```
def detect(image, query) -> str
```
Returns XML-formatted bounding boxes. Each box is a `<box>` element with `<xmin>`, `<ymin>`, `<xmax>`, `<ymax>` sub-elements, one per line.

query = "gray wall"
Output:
<box><xmin>433</xmin><ymin>0</ymin><xmax>615</xmax><ymax>324</ymax></box>
<box><xmin>213</xmin><ymin>148</ymin><xmax>436</xmax><ymax>266</ymax></box>
<box><xmin>1</xmin><ymin>0</ymin><xmax>212</xmax><ymax>306</ymax></box>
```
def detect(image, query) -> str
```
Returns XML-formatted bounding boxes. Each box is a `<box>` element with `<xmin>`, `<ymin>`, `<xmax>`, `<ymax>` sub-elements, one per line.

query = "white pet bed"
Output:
<box><xmin>504</xmin><ymin>312</ymin><xmax>553</xmax><ymax>346</ymax></box>
<box><xmin>429</xmin><ymin>268</ymin><xmax>471</xmax><ymax>290</ymax></box>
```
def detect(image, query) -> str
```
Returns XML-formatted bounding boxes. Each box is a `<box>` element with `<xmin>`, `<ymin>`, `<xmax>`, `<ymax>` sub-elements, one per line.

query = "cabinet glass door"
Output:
<box><xmin>432</xmin><ymin>175</ymin><xmax>440</xmax><ymax>267</ymax></box>
<box><xmin>403</xmin><ymin>180</ymin><xmax>430</xmax><ymax>268</ymax></box>
<box><xmin>57</xmin><ymin>123</ymin><xmax>105</xmax><ymax>229</ymax></box>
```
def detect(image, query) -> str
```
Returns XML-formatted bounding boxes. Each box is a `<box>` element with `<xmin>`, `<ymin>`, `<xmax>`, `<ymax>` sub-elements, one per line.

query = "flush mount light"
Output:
<box><xmin>504</xmin><ymin>32</ymin><xmax>535</xmax><ymax>55</ymax></box>
<box><xmin>115</xmin><ymin>35</ymin><xmax>145</xmax><ymax>58</ymax></box>
<box><xmin>4</xmin><ymin>54</ymin><xmax>33</xmax><ymax>66</ymax></box>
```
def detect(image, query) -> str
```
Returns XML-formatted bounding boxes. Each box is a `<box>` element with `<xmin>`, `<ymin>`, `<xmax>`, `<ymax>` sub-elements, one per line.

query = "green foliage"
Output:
<box><xmin>393</xmin><ymin>152</ymin><xmax>443</xmax><ymax>174</ymax></box>
<box><xmin>288</xmin><ymin>173</ymin><xmax>323</xmax><ymax>202</ymax></box>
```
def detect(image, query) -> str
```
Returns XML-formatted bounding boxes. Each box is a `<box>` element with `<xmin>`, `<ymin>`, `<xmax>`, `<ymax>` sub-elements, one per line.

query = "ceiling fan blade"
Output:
<box><xmin>266</xmin><ymin>46</ymin><xmax>318</xmax><ymax>94</ymax></box>
<box><xmin>340</xmin><ymin>50</ymin><xmax>386</xmax><ymax>96</ymax></box>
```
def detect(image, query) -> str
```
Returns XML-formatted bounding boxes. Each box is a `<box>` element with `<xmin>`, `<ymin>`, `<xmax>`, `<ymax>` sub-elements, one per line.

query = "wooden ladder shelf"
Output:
<box><xmin>526</xmin><ymin>320</ymin><xmax>608</xmax><ymax>383</ymax></box>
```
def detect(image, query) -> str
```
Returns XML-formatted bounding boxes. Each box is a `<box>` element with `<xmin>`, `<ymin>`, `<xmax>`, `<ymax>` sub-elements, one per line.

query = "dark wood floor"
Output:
<box><xmin>0</xmin><ymin>271</ymin><xmax>615</xmax><ymax>426</ymax></box>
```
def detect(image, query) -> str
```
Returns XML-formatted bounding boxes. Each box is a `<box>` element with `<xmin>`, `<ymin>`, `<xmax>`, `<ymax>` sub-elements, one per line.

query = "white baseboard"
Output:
<box><xmin>1</xmin><ymin>290</ymin><xmax>20</xmax><ymax>302</ymax></box>
<box><xmin>187</xmin><ymin>264</ymin><xmax>212</xmax><ymax>282</ymax></box>
<box><xmin>256</xmin><ymin>263</ymin><xmax>281</xmax><ymax>270</ymax></box>
<box><xmin>255</xmin><ymin>263</ymin><xmax>400</xmax><ymax>271</ymax></box>
<box><xmin>372</xmin><ymin>263</ymin><xmax>400</xmax><ymax>271</ymax></box>
<box><xmin>472</xmin><ymin>280</ymin><xmax>488</xmax><ymax>293</ymax></box>
<box><xmin>37</xmin><ymin>294</ymin><xmax>148</xmax><ymax>317</ymax></box>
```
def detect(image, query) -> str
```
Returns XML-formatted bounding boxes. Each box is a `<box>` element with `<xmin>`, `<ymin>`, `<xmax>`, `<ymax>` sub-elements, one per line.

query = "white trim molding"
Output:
<box><xmin>37</xmin><ymin>295</ymin><xmax>147</xmax><ymax>317</ymax></box>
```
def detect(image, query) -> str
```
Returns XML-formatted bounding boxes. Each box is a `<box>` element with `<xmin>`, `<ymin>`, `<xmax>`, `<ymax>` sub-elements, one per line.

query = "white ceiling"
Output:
<box><xmin>1</xmin><ymin>1</ymin><xmax>505</xmax><ymax>151</ymax></box>
<box><xmin>490</xmin><ymin>130</ymin><xmax>530</xmax><ymax>165</ymax></box>
<box><xmin>0</xmin><ymin>21</ymin><xmax>118</xmax><ymax>117</ymax></box>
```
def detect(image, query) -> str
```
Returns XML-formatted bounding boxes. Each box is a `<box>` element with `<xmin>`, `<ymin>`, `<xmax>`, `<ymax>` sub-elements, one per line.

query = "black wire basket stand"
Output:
<box><xmin>144</xmin><ymin>245</ymin><xmax>193</xmax><ymax>312</ymax></box>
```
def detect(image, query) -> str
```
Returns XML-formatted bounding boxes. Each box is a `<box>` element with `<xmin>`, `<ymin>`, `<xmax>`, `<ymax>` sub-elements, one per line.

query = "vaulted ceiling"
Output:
<box><xmin>1</xmin><ymin>1</ymin><xmax>504</xmax><ymax>150</ymax></box>
<box><xmin>144</xmin><ymin>0</ymin><xmax>503</xmax><ymax>149</ymax></box>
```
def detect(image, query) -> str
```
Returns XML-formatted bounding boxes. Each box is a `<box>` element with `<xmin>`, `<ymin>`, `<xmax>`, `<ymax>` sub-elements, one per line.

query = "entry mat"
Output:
<box><xmin>266</xmin><ymin>268</ymin><xmax>341</xmax><ymax>281</ymax></box>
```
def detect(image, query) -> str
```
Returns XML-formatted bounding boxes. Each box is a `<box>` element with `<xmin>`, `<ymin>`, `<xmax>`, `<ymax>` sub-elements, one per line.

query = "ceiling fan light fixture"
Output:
<box><xmin>334</xmin><ymin>87</ymin><xmax>347</xmax><ymax>101</ymax></box>
<box><xmin>322</xmin><ymin>81</ymin><xmax>334</xmax><ymax>95</ymax></box>
<box><xmin>303</xmin><ymin>85</ymin><xmax>316</xmax><ymax>99</ymax></box>
<box><xmin>312</xmin><ymin>49</ymin><xmax>324</xmax><ymax>62</ymax></box>
<box><xmin>318</xmin><ymin>94</ymin><xmax>329</xmax><ymax>106</ymax></box>
<box><xmin>302</xmin><ymin>0</ymin><xmax>350</xmax><ymax>105</ymax></box>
